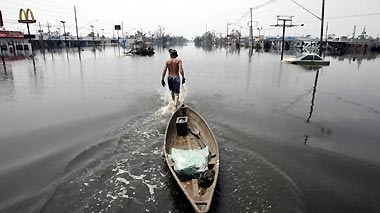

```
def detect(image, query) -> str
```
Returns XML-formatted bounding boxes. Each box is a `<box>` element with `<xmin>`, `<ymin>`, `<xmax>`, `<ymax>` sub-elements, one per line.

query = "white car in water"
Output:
<box><xmin>282</xmin><ymin>54</ymin><xmax>330</xmax><ymax>65</ymax></box>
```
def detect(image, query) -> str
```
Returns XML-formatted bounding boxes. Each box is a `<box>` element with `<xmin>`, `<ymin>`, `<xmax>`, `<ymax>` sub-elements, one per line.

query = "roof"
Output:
<box><xmin>265</xmin><ymin>37</ymin><xmax>303</xmax><ymax>41</ymax></box>
<box><xmin>0</xmin><ymin>30</ymin><xmax>25</xmax><ymax>39</ymax></box>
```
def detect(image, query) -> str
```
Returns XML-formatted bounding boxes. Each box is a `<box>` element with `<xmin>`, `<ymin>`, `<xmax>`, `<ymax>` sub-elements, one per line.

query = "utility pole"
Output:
<box><xmin>352</xmin><ymin>25</ymin><xmax>356</xmax><ymax>39</ymax></box>
<box><xmin>90</xmin><ymin>25</ymin><xmax>94</xmax><ymax>48</ymax></box>
<box><xmin>1</xmin><ymin>46</ymin><xmax>6</xmax><ymax>72</ymax></box>
<box><xmin>271</xmin><ymin>15</ymin><xmax>297</xmax><ymax>60</ymax></box>
<box><xmin>1</xmin><ymin>10</ymin><xmax>5</xmax><ymax>70</ymax></box>
<box><xmin>226</xmin><ymin>22</ymin><xmax>229</xmax><ymax>46</ymax></box>
<box><xmin>60</xmin><ymin>20</ymin><xmax>66</xmax><ymax>48</ymax></box>
<box><xmin>47</xmin><ymin>22</ymin><xmax>52</xmax><ymax>49</ymax></box>
<box><xmin>38</xmin><ymin>22</ymin><xmax>44</xmax><ymax>50</ymax></box>
<box><xmin>121</xmin><ymin>21</ymin><xmax>124</xmax><ymax>47</ymax></box>
<box><xmin>249</xmin><ymin>8</ymin><xmax>253</xmax><ymax>47</ymax></box>
<box><xmin>319</xmin><ymin>0</ymin><xmax>325</xmax><ymax>56</ymax></box>
<box><xmin>26</xmin><ymin>23</ymin><xmax>32</xmax><ymax>51</ymax></box>
<box><xmin>290</xmin><ymin>0</ymin><xmax>326</xmax><ymax>56</ymax></box>
<box><xmin>325</xmin><ymin>22</ymin><xmax>328</xmax><ymax>43</ymax></box>
<box><xmin>122</xmin><ymin>21</ymin><xmax>124</xmax><ymax>39</ymax></box>
<box><xmin>0</xmin><ymin>10</ymin><xmax>5</xmax><ymax>69</ymax></box>
<box><xmin>101</xmin><ymin>28</ymin><xmax>105</xmax><ymax>47</ymax></box>
<box><xmin>257</xmin><ymin>27</ymin><xmax>262</xmax><ymax>38</ymax></box>
<box><xmin>74</xmin><ymin>6</ymin><xmax>80</xmax><ymax>51</ymax></box>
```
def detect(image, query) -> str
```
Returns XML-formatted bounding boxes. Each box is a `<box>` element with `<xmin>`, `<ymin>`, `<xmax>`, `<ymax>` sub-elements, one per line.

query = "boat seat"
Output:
<box><xmin>191</xmin><ymin>179</ymin><xmax>199</xmax><ymax>197</ymax></box>
<box><xmin>208</xmin><ymin>157</ymin><xmax>217</xmax><ymax>169</ymax></box>
<box><xmin>208</xmin><ymin>157</ymin><xmax>217</xmax><ymax>165</ymax></box>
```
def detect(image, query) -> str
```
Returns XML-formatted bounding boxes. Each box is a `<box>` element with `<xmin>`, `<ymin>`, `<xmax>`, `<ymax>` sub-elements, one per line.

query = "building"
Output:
<box><xmin>0</xmin><ymin>30</ymin><xmax>32</xmax><ymax>57</ymax></box>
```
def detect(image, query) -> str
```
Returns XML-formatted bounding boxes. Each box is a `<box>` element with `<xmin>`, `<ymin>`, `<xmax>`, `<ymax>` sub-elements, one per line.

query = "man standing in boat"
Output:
<box><xmin>161</xmin><ymin>49</ymin><xmax>186</xmax><ymax>106</ymax></box>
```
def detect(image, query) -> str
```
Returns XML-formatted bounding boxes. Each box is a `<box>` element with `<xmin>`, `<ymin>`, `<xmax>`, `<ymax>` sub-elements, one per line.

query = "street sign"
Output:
<box><xmin>0</xmin><ymin>10</ymin><xmax>3</xmax><ymax>27</ymax></box>
<box><xmin>24</xmin><ymin>34</ymin><xmax>36</xmax><ymax>39</ymax></box>
<box><xmin>114</xmin><ymin>25</ymin><xmax>121</xmax><ymax>30</ymax></box>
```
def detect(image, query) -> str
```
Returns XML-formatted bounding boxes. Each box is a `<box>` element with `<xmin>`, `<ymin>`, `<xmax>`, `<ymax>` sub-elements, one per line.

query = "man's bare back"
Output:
<box><xmin>166</xmin><ymin>58</ymin><xmax>182</xmax><ymax>76</ymax></box>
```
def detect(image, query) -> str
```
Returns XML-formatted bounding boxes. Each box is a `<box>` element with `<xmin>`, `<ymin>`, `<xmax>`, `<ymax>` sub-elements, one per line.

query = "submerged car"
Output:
<box><xmin>282</xmin><ymin>54</ymin><xmax>330</xmax><ymax>65</ymax></box>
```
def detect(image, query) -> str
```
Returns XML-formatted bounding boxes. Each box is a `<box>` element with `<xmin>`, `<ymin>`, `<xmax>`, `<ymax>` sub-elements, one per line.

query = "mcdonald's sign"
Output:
<box><xmin>18</xmin><ymin>8</ymin><xmax>36</xmax><ymax>24</ymax></box>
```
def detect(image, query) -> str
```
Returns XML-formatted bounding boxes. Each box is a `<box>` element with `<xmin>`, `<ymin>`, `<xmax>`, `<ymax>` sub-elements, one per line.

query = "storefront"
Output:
<box><xmin>0</xmin><ymin>30</ymin><xmax>32</xmax><ymax>57</ymax></box>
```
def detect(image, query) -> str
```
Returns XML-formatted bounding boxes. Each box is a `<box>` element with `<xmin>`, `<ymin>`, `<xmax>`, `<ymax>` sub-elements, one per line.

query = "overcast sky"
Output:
<box><xmin>1</xmin><ymin>0</ymin><xmax>380</xmax><ymax>39</ymax></box>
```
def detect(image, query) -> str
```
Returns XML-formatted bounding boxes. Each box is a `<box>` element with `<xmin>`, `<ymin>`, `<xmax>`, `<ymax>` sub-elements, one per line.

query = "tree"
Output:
<box><xmin>155</xmin><ymin>25</ymin><xmax>165</xmax><ymax>39</ymax></box>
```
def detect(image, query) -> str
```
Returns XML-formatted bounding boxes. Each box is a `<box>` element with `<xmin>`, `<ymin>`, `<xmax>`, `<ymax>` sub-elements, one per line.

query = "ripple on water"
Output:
<box><xmin>42</xmin><ymin>101</ymin><xmax>306</xmax><ymax>213</ymax></box>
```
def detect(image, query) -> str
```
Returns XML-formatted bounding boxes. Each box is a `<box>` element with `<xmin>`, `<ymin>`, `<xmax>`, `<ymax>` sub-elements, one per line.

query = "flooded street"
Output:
<box><xmin>1</xmin><ymin>45</ymin><xmax>380</xmax><ymax>213</ymax></box>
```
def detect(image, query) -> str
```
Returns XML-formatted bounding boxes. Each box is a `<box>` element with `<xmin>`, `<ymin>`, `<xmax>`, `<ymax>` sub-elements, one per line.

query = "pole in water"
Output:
<box><xmin>270</xmin><ymin>15</ymin><xmax>297</xmax><ymax>61</ymax></box>
<box><xmin>281</xmin><ymin>20</ymin><xmax>286</xmax><ymax>60</ymax></box>
<box><xmin>1</xmin><ymin>48</ymin><xmax>6</xmax><ymax>71</ymax></box>
<box><xmin>319</xmin><ymin>0</ymin><xmax>326</xmax><ymax>56</ymax></box>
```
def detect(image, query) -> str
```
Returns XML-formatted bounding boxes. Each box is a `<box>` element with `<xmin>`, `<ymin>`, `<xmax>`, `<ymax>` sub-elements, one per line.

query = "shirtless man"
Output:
<box><xmin>161</xmin><ymin>49</ymin><xmax>185</xmax><ymax>105</ymax></box>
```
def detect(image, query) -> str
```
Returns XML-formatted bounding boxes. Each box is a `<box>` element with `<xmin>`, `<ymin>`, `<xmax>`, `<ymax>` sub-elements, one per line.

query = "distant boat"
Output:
<box><xmin>164</xmin><ymin>104</ymin><xmax>219</xmax><ymax>213</ymax></box>
<box><xmin>282</xmin><ymin>54</ymin><xmax>330</xmax><ymax>65</ymax></box>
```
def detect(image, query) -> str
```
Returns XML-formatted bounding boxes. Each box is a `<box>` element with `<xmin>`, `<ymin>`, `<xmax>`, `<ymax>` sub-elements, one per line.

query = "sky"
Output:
<box><xmin>1</xmin><ymin>0</ymin><xmax>380</xmax><ymax>39</ymax></box>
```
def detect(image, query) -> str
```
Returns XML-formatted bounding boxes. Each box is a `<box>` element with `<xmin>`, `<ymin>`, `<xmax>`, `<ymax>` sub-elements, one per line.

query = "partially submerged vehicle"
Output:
<box><xmin>282</xmin><ymin>53</ymin><xmax>330</xmax><ymax>65</ymax></box>
<box><xmin>164</xmin><ymin>104</ymin><xmax>219</xmax><ymax>213</ymax></box>
<box><xmin>125</xmin><ymin>41</ymin><xmax>155</xmax><ymax>56</ymax></box>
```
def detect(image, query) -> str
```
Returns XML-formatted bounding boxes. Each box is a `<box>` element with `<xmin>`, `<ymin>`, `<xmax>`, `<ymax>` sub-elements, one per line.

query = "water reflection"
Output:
<box><xmin>304</xmin><ymin>135</ymin><xmax>309</xmax><ymax>145</ymax></box>
<box><xmin>306</xmin><ymin>69</ymin><xmax>320</xmax><ymax>123</ymax></box>
<box><xmin>248</xmin><ymin>47</ymin><xmax>253</xmax><ymax>63</ymax></box>
<box><xmin>0</xmin><ymin>64</ymin><xmax>14</xmax><ymax>102</ymax></box>
<box><xmin>32</xmin><ymin>56</ymin><xmax>36</xmax><ymax>72</ymax></box>
<box><xmin>41</xmin><ymin>49</ymin><xmax>46</xmax><ymax>62</ymax></box>
<box><xmin>299</xmin><ymin>65</ymin><xmax>324</xmax><ymax>71</ymax></box>
<box><xmin>195</xmin><ymin>44</ymin><xmax>214</xmax><ymax>52</ymax></box>
<box><xmin>246</xmin><ymin>48</ymin><xmax>254</xmax><ymax>92</ymax></box>
<box><xmin>92</xmin><ymin>47</ymin><xmax>97</xmax><ymax>58</ymax></box>
<box><xmin>66</xmin><ymin>49</ymin><xmax>70</xmax><ymax>61</ymax></box>
<box><xmin>277</xmin><ymin>62</ymin><xmax>283</xmax><ymax>88</ymax></box>
<box><xmin>0</xmin><ymin>63</ymin><xmax>13</xmax><ymax>80</ymax></box>
<box><xmin>327</xmin><ymin>50</ymin><xmax>379</xmax><ymax>70</ymax></box>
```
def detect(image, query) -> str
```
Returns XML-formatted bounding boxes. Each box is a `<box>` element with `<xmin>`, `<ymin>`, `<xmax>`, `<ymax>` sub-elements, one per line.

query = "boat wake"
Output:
<box><xmin>156</xmin><ymin>83</ymin><xmax>188</xmax><ymax>116</ymax></box>
<box><xmin>40</xmin><ymin>97</ymin><xmax>195</xmax><ymax>212</ymax></box>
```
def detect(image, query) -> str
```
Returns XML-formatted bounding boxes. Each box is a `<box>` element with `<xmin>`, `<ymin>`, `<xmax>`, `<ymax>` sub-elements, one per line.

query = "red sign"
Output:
<box><xmin>0</xmin><ymin>31</ymin><xmax>25</xmax><ymax>39</ymax></box>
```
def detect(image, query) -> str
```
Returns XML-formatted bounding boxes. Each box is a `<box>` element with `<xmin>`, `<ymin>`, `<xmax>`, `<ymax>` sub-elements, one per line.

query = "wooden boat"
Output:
<box><xmin>164</xmin><ymin>104</ymin><xmax>219</xmax><ymax>213</ymax></box>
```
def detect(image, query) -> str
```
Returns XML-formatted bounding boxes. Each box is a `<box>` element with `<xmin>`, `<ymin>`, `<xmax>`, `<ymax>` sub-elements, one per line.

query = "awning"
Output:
<box><xmin>0</xmin><ymin>30</ymin><xmax>25</xmax><ymax>39</ymax></box>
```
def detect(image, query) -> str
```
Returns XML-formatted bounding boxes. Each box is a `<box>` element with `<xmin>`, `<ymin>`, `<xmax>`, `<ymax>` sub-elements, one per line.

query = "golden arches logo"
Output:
<box><xmin>18</xmin><ymin>8</ymin><xmax>36</xmax><ymax>23</ymax></box>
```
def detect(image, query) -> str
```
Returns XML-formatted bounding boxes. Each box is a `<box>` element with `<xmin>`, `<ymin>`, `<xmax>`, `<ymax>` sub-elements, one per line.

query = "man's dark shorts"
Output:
<box><xmin>168</xmin><ymin>75</ymin><xmax>180</xmax><ymax>93</ymax></box>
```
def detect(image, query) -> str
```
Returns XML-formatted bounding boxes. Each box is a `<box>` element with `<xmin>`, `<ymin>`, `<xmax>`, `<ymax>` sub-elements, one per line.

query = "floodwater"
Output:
<box><xmin>0</xmin><ymin>45</ymin><xmax>380</xmax><ymax>213</ymax></box>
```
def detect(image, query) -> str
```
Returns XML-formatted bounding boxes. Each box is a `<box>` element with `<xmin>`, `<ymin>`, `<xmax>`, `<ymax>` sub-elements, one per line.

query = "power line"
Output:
<box><xmin>2</xmin><ymin>0</ymin><xmax>74</xmax><ymax>15</ymax></box>
<box><xmin>303</xmin><ymin>12</ymin><xmax>380</xmax><ymax>25</ymax></box>
<box><xmin>233</xmin><ymin>0</ymin><xmax>281</xmax><ymax>25</ymax></box>
<box><xmin>26</xmin><ymin>0</ymin><xmax>73</xmax><ymax>10</ymax></box>
<box><xmin>328</xmin><ymin>12</ymin><xmax>380</xmax><ymax>20</ymax></box>
<box><xmin>1</xmin><ymin>4</ymin><xmax>73</xmax><ymax>19</ymax></box>
<box><xmin>251</xmin><ymin>0</ymin><xmax>280</xmax><ymax>10</ymax></box>
<box><xmin>289</xmin><ymin>0</ymin><xmax>321</xmax><ymax>20</ymax></box>
<box><xmin>233</xmin><ymin>10</ymin><xmax>250</xmax><ymax>24</ymax></box>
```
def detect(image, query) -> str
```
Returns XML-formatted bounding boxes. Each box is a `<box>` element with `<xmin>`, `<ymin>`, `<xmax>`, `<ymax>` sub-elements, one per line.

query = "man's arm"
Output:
<box><xmin>161</xmin><ymin>62</ymin><xmax>168</xmax><ymax>87</ymax></box>
<box><xmin>162</xmin><ymin>63</ymin><xmax>168</xmax><ymax>80</ymax></box>
<box><xmin>179</xmin><ymin>60</ymin><xmax>185</xmax><ymax>79</ymax></box>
